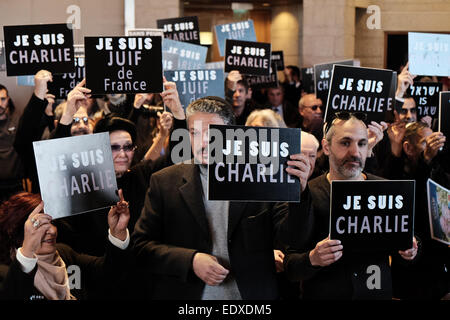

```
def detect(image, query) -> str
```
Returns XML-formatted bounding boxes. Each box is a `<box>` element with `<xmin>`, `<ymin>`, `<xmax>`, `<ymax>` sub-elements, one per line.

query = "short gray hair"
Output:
<box><xmin>186</xmin><ymin>96</ymin><xmax>235</xmax><ymax>125</ymax></box>
<box><xmin>301</xmin><ymin>131</ymin><xmax>320</xmax><ymax>150</ymax></box>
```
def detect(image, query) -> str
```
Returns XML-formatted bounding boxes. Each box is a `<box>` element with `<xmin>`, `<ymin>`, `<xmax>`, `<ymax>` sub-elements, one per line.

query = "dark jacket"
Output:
<box><xmin>131</xmin><ymin>163</ymin><xmax>287</xmax><ymax>300</ymax></box>
<box><xmin>283</xmin><ymin>173</ymin><xmax>418</xmax><ymax>300</ymax></box>
<box><xmin>13</xmin><ymin>94</ymin><xmax>54</xmax><ymax>193</ymax></box>
<box><xmin>0</xmin><ymin>241</ymin><xmax>132</xmax><ymax>300</ymax></box>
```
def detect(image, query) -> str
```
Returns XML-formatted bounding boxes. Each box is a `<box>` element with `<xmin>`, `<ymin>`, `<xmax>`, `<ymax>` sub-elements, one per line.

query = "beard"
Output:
<box><xmin>71</xmin><ymin>127</ymin><xmax>90</xmax><ymax>136</ymax></box>
<box><xmin>333</xmin><ymin>155</ymin><xmax>365</xmax><ymax>179</ymax></box>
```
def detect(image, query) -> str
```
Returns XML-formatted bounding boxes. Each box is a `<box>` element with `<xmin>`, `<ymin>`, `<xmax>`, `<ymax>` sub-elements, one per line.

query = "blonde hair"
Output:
<box><xmin>245</xmin><ymin>109</ymin><xmax>287</xmax><ymax>128</ymax></box>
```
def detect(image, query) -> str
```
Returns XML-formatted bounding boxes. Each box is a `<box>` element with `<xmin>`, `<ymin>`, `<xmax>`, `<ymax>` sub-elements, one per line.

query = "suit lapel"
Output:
<box><xmin>228</xmin><ymin>201</ymin><xmax>248</xmax><ymax>240</ymax></box>
<box><xmin>179</xmin><ymin>164</ymin><xmax>210</xmax><ymax>238</ymax></box>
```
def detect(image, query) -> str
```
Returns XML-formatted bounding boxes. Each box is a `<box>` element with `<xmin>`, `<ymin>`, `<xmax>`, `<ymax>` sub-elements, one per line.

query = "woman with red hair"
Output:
<box><xmin>0</xmin><ymin>191</ymin><xmax>131</xmax><ymax>300</ymax></box>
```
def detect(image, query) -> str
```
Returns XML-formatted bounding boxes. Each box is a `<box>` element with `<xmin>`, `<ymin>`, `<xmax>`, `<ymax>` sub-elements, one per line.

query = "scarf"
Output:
<box><xmin>34</xmin><ymin>251</ymin><xmax>75</xmax><ymax>300</ymax></box>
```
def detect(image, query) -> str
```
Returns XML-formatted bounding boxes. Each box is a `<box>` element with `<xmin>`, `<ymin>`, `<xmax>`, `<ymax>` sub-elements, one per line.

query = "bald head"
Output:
<box><xmin>299</xmin><ymin>94</ymin><xmax>323</xmax><ymax>127</ymax></box>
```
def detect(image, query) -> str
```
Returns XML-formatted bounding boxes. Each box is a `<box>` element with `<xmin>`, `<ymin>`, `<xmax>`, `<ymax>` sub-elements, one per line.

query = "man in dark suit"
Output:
<box><xmin>131</xmin><ymin>96</ymin><xmax>310</xmax><ymax>300</ymax></box>
<box><xmin>265</xmin><ymin>86</ymin><xmax>299</xmax><ymax>128</ymax></box>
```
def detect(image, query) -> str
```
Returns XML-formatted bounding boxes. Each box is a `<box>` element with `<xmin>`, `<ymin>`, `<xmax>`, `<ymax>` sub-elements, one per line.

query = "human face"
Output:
<box><xmin>232</xmin><ymin>83</ymin><xmax>250</xmax><ymax>110</ymax></box>
<box><xmin>110</xmin><ymin>130</ymin><xmax>135</xmax><ymax>177</ymax></box>
<box><xmin>0</xmin><ymin>89</ymin><xmax>9</xmax><ymax>118</ymax></box>
<box><xmin>399</xmin><ymin>98</ymin><xmax>417</xmax><ymax>123</ymax></box>
<box><xmin>268</xmin><ymin>88</ymin><xmax>283</xmax><ymax>107</ymax></box>
<box><xmin>188</xmin><ymin>112</ymin><xmax>225</xmax><ymax>165</ymax></box>
<box><xmin>71</xmin><ymin>107</ymin><xmax>92</xmax><ymax>136</ymax></box>
<box><xmin>301</xmin><ymin>137</ymin><xmax>318</xmax><ymax>178</ymax></box>
<box><xmin>247</xmin><ymin>116</ymin><xmax>265</xmax><ymax>127</ymax></box>
<box><xmin>299</xmin><ymin>94</ymin><xmax>323</xmax><ymax>124</ymax></box>
<box><xmin>35</xmin><ymin>224</ymin><xmax>58</xmax><ymax>256</ymax></box>
<box><xmin>323</xmin><ymin>119</ymin><xmax>368</xmax><ymax>180</ymax></box>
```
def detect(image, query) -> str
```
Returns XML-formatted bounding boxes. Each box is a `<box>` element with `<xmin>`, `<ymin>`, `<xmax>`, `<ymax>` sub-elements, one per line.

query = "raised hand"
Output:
<box><xmin>387</xmin><ymin>116</ymin><xmax>407</xmax><ymax>157</ymax></box>
<box><xmin>134</xmin><ymin>93</ymin><xmax>151</xmax><ymax>109</ymax></box>
<box><xmin>108</xmin><ymin>189</ymin><xmax>130</xmax><ymax>241</ymax></box>
<box><xmin>34</xmin><ymin>70</ymin><xmax>53</xmax><ymax>100</ymax></box>
<box><xmin>60</xmin><ymin>79</ymin><xmax>91</xmax><ymax>125</ymax></box>
<box><xmin>367</xmin><ymin>121</ymin><xmax>388</xmax><ymax>154</ymax></box>
<box><xmin>157</xmin><ymin>111</ymin><xmax>174</xmax><ymax>137</ymax></box>
<box><xmin>423</xmin><ymin>132</ymin><xmax>446</xmax><ymax>163</ymax></box>
<box><xmin>396</xmin><ymin>62</ymin><xmax>416</xmax><ymax>99</ymax></box>
<box><xmin>160</xmin><ymin>77</ymin><xmax>185</xmax><ymax>120</ymax></box>
<box><xmin>286</xmin><ymin>153</ymin><xmax>311</xmax><ymax>192</ymax></box>
<box><xmin>398</xmin><ymin>237</ymin><xmax>418</xmax><ymax>261</ymax></box>
<box><xmin>21</xmin><ymin>202</ymin><xmax>53</xmax><ymax>258</ymax></box>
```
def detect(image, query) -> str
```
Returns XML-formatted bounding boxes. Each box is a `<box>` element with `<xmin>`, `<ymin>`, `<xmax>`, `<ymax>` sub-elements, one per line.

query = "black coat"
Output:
<box><xmin>0</xmin><ymin>241</ymin><xmax>132</xmax><ymax>300</ymax></box>
<box><xmin>282</xmin><ymin>173</ymin><xmax>418</xmax><ymax>300</ymax></box>
<box><xmin>131</xmin><ymin>163</ymin><xmax>287</xmax><ymax>300</ymax></box>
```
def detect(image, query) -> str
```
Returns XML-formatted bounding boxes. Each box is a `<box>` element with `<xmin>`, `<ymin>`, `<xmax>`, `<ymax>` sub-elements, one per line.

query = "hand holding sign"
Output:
<box><xmin>160</xmin><ymin>78</ymin><xmax>185</xmax><ymax>120</ymax></box>
<box><xmin>396</xmin><ymin>62</ymin><xmax>416</xmax><ymax>99</ymax></box>
<box><xmin>157</xmin><ymin>111</ymin><xmax>174</xmax><ymax>137</ymax></box>
<box><xmin>21</xmin><ymin>201</ymin><xmax>53</xmax><ymax>258</ymax></box>
<box><xmin>423</xmin><ymin>131</ymin><xmax>446</xmax><ymax>163</ymax></box>
<box><xmin>34</xmin><ymin>69</ymin><xmax>53</xmax><ymax>100</ymax></box>
<box><xmin>133</xmin><ymin>93</ymin><xmax>151</xmax><ymax>109</ymax></box>
<box><xmin>309</xmin><ymin>236</ymin><xmax>343</xmax><ymax>267</ymax></box>
<box><xmin>398</xmin><ymin>236</ymin><xmax>418</xmax><ymax>261</ymax></box>
<box><xmin>367</xmin><ymin>121</ymin><xmax>388</xmax><ymax>154</ymax></box>
<box><xmin>108</xmin><ymin>189</ymin><xmax>130</xmax><ymax>241</ymax></box>
<box><xmin>60</xmin><ymin>79</ymin><xmax>91</xmax><ymax>125</ymax></box>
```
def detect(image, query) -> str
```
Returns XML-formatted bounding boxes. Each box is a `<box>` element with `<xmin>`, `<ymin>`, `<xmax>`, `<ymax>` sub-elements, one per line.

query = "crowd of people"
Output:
<box><xmin>0</xmin><ymin>61</ymin><xmax>448</xmax><ymax>301</ymax></box>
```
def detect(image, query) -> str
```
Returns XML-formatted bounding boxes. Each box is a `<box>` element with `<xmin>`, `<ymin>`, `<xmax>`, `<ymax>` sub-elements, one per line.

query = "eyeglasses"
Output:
<box><xmin>72</xmin><ymin>116</ymin><xmax>89</xmax><ymax>125</ymax></box>
<box><xmin>305</xmin><ymin>105</ymin><xmax>321</xmax><ymax>111</ymax></box>
<box><xmin>324</xmin><ymin>111</ymin><xmax>367</xmax><ymax>134</ymax></box>
<box><xmin>111</xmin><ymin>144</ymin><xmax>136</xmax><ymax>153</ymax></box>
<box><xmin>398</xmin><ymin>107</ymin><xmax>417</xmax><ymax>115</ymax></box>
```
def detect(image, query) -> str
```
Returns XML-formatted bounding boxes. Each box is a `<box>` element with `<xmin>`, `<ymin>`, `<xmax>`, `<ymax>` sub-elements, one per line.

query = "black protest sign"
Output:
<box><xmin>224</xmin><ymin>39</ymin><xmax>271</xmax><ymax>76</ymax></box>
<box><xmin>85</xmin><ymin>36</ymin><xmax>163</xmax><ymax>94</ymax></box>
<box><xmin>246</xmin><ymin>63</ymin><xmax>278</xmax><ymax>89</ymax></box>
<box><xmin>330</xmin><ymin>180</ymin><xmax>415</xmax><ymax>253</ymax></box>
<box><xmin>163</xmin><ymin>69</ymin><xmax>224</xmax><ymax>109</ymax></box>
<box><xmin>33</xmin><ymin>132</ymin><xmax>119</xmax><ymax>220</ymax></box>
<box><xmin>301</xmin><ymin>67</ymin><xmax>315</xmax><ymax>94</ymax></box>
<box><xmin>157</xmin><ymin>16</ymin><xmax>200</xmax><ymax>44</ymax></box>
<box><xmin>439</xmin><ymin>91</ymin><xmax>450</xmax><ymax>143</ymax></box>
<box><xmin>314</xmin><ymin>60</ymin><xmax>355</xmax><ymax>105</ymax></box>
<box><xmin>3</xmin><ymin>23</ymin><xmax>74</xmax><ymax>76</ymax></box>
<box><xmin>208</xmin><ymin>125</ymin><xmax>301</xmax><ymax>202</ymax></box>
<box><xmin>271</xmin><ymin>51</ymin><xmax>284</xmax><ymax>71</ymax></box>
<box><xmin>324</xmin><ymin>65</ymin><xmax>395</xmax><ymax>123</ymax></box>
<box><xmin>48</xmin><ymin>56</ymin><xmax>85</xmax><ymax>99</ymax></box>
<box><xmin>409</xmin><ymin>82</ymin><xmax>442</xmax><ymax>130</ymax></box>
